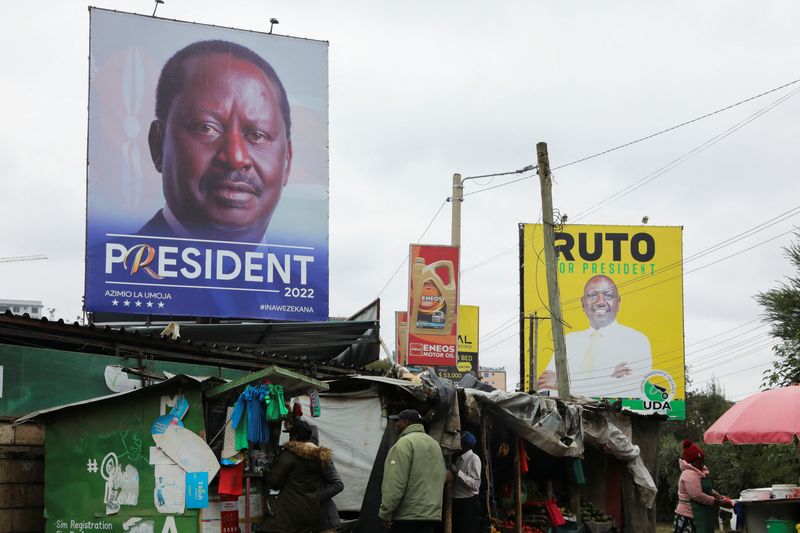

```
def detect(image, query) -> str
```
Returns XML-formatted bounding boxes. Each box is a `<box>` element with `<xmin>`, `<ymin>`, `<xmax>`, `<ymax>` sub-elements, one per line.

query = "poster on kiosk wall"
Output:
<box><xmin>406</xmin><ymin>245</ymin><xmax>459</xmax><ymax>367</ymax></box>
<box><xmin>84</xmin><ymin>8</ymin><xmax>329</xmax><ymax>321</ymax></box>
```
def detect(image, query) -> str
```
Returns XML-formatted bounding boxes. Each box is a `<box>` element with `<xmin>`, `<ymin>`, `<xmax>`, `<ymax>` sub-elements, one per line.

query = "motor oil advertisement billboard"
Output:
<box><xmin>520</xmin><ymin>224</ymin><xmax>685</xmax><ymax>419</ymax></box>
<box><xmin>84</xmin><ymin>8</ymin><xmax>329</xmax><ymax>321</ymax></box>
<box><xmin>406</xmin><ymin>245</ymin><xmax>459</xmax><ymax>366</ymax></box>
<box><xmin>435</xmin><ymin>304</ymin><xmax>479</xmax><ymax>381</ymax></box>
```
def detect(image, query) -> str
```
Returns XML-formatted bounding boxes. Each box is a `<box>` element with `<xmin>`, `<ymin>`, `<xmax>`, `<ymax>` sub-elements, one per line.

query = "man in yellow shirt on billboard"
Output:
<box><xmin>538</xmin><ymin>274</ymin><xmax>652</xmax><ymax>399</ymax></box>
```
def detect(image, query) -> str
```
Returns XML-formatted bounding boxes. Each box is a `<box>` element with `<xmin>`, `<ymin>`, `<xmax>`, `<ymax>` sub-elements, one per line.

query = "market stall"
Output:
<box><xmin>462</xmin><ymin>388</ymin><xmax>657</xmax><ymax>533</ymax></box>
<box><xmin>704</xmin><ymin>385</ymin><xmax>800</xmax><ymax>533</ymax></box>
<box><xmin>16</xmin><ymin>366</ymin><xmax>328</xmax><ymax>533</ymax></box>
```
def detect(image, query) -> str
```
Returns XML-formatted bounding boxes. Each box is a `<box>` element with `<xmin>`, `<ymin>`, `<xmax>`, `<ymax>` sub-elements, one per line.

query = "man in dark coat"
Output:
<box><xmin>259</xmin><ymin>419</ymin><xmax>331</xmax><ymax>533</ymax></box>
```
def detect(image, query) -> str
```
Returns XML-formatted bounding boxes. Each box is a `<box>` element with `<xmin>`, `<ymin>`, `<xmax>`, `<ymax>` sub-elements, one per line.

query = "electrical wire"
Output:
<box><xmin>552</xmin><ymin>77</ymin><xmax>800</xmax><ymax>172</ymax></box>
<box><xmin>375</xmin><ymin>198</ymin><xmax>448</xmax><ymax>297</ymax></box>
<box><xmin>487</xmin><ymin>209</ymin><xmax>798</xmax><ymax>350</ymax></box>
<box><xmin>464</xmin><ymin>171</ymin><xmax>538</xmax><ymax>197</ymax></box>
<box><xmin>529</xmin><ymin>214</ymin><xmax>800</xmax><ymax>316</ymax></box>
<box><xmin>571</xmin><ymin>85</ymin><xmax>800</xmax><ymax>222</ymax></box>
<box><xmin>457</xmin><ymin>78</ymin><xmax>800</xmax><ymax>199</ymax></box>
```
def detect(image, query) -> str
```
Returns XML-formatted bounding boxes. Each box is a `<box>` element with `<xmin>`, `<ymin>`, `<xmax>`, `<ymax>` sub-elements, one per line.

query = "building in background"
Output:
<box><xmin>0</xmin><ymin>299</ymin><xmax>43</xmax><ymax>318</ymax></box>
<box><xmin>480</xmin><ymin>366</ymin><xmax>507</xmax><ymax>391</ymax></box>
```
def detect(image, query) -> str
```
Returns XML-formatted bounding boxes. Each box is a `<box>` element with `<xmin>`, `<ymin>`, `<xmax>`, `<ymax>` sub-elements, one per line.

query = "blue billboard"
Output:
<box><xmin>85</xmin><ymin>9</ymin><xmax>329</xmax><ymax>321</ymax></box>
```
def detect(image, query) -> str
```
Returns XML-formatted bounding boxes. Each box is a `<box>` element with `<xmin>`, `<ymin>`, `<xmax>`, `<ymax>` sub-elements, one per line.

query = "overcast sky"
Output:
<box><xmin>1</xmin><ymin>1</ymin><xmax>798</xmax><ymax>399</ymax></box>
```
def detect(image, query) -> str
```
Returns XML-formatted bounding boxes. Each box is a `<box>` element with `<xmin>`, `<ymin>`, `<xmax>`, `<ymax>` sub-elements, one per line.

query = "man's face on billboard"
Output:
<box><xmin>149</xmin><ymin>53</ymin><xmax>292</xmax><ymax>241</ymax></box>
<box><xmin>581</xmin><ymin>275</ymin><xmax>620</xmax><ymax>329</ymax></box>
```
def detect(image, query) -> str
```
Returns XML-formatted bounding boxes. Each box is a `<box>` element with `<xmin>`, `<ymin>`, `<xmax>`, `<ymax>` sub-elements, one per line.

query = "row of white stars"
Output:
<box><xmin>111</xmin><ymin>299</ymin><xmax>166</xmax><ymax>309</ymax></box>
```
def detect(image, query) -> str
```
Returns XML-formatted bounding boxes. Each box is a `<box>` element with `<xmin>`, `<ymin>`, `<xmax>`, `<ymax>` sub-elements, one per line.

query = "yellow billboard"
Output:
<box><xmin>520</xmin><ymin>224</ymin><xmax>685</xmax><ymax>419</ymax></box>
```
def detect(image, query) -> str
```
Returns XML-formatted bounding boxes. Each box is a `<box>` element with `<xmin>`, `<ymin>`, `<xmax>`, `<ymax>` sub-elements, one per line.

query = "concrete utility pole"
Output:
<box><xmin>537</xmin><ymin>142</ymin><xmax>570</xmax><ymax>400</ymax></box>
<box><xmin>445</xmin><ymin>172</ymin><xmax>461</xmax><ymax>533</ymax></box>
<box><xmin>451</xmin><ymin>173</ymin><xmax>463</xmax><ymax>247</ymax></box>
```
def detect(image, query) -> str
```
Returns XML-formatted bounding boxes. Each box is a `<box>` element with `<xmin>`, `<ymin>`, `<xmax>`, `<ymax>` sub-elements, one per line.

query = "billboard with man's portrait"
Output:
<box><xmin>520</xmin><ymin>224</ymin><xmax>685</xmax><ymax>420</ymax></box>
<box><xmin>84</xmin><ymin>8</ymin><xmax>329</xmax><ymax>321</ymax></box>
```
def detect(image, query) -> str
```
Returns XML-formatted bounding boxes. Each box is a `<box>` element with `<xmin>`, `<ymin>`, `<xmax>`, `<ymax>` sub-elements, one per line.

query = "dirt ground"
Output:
<box><xmin>656</xmin><ymin>524</ymin><xmax>673</xmax><ymax>533</ymax></box>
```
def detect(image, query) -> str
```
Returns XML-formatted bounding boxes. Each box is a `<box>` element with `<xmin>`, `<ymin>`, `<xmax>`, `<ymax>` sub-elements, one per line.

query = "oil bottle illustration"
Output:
<box><xmin>410</xmin><ymin>257</ymin><xmax>456</xmax><ymax>334</ymax></box>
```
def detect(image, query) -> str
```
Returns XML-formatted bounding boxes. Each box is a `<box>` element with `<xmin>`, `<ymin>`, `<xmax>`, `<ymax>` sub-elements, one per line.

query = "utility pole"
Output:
<box><xmin>451</xmin><ymin>173</ymin><xmax>463</xmax><ymax>247</ymax></box>
<box><xmin>445</xmin><ymin>172</ymin><xmax>461</xmax><ymax>533</ymax></box>
<box><xmin>528</xmin><ymin>312</ymin><xmax>538</xmax><ymax>391</ymax></box>
<box><xmin>537</xmin><ymin>142</ymin><xmax>570</xmax><ymax>400</ymax></box>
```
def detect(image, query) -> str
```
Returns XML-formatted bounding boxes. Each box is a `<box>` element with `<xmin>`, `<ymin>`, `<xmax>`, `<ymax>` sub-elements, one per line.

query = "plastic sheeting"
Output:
<box><xmin>285</xmin><ymin>389</ymin><xmax>386</xmax><ymax>511</ymax></box>
<box><xmin>462</xmin><ymin>389</ymin><xmax>657</xmax><ymax>509</ymax></box>
<box><xmin>463</xmin><ymin>389</ymin><xmax>584</xmax><ymax>458</ymax></box>
<box><xmin>583</xmin><ymin>410</ymin><xmax>657</xmax><ymax>509</ymax></box>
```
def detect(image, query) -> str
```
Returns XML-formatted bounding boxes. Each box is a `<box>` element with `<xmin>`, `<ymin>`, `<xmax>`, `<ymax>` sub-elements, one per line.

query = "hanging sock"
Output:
<box><xmin>309</xmin><ymin>389</ymin><xmax>322</xmax><ymax>417</ymax></box>
<box><xmin>266</xmin><ymin>384</ymin><xmax>289</xmax><ymax>421</ymax></box>
<box><xmin>231</xmin><ymin>392</ymin><xmax>247</xmax><ymax>429</ymax></box>
<box><xmin>235</xmin><ymin>412</ymin><xmax>248</xmax><ymax>451</ymax></box>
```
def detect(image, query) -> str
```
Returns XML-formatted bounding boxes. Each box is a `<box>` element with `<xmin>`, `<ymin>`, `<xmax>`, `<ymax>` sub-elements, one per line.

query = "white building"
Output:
<box><xmin>0</xmin><ymin>299</ymin><xmax>44</xmax><ymax>318</ymax></box>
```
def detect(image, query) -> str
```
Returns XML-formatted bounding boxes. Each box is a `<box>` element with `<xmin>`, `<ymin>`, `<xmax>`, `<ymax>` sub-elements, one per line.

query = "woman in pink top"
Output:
<box><xmin>673</xmin><ymin>439</ymin><xmax>732</xmax><ymax>533</ymax></box>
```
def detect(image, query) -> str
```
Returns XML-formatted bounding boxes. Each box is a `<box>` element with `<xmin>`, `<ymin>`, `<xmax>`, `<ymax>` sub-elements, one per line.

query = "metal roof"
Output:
<box><xmin>0</xmin><ymin>311</ymin><xmax>379</xmax><ymax>379</ymax></box>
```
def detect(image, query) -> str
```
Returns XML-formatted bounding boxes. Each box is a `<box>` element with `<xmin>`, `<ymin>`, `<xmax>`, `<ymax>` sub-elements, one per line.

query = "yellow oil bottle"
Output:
<box><xmin>409</xmin><ymin>257</ymin><xmax>456</xmax><ymax>335</ymax></box>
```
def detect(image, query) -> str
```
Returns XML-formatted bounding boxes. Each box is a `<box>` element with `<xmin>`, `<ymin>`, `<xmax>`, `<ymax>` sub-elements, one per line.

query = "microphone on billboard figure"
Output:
<box><xmin>409</xmin><ymin>258</ymin><xmax>456</xmax><ymax>336</ymax></box>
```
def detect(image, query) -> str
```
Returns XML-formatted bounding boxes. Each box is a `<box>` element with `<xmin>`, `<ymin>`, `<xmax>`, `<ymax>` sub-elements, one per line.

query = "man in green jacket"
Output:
<box><xmin>379</xmin><ymin>409</ymin><xmax>445</xmax><ymax>533</ymax></box>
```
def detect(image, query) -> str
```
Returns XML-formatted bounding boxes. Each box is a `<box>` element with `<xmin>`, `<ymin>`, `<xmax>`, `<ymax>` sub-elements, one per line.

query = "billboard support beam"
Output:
<box><xmin>536</xmin><ymin>142</ymin><xmax>571</xmax><ymax>400</ymax></box>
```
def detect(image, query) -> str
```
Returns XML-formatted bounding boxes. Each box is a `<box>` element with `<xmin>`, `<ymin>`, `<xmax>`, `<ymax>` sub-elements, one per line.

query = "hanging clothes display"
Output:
<box><xmin>230</xmin><ymin>384</ymin><xmax>273</xmax><ymax>446</ymax></box>
<box><xmin>266</xmin><ymin>384</ymin><xmax>289</xmax><ymax>421</ymax></box>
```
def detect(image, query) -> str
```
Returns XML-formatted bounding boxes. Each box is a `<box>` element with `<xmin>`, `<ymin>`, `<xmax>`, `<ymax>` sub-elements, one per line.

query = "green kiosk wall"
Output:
<box><xmin>0</xmin><ymin>343</ymin><xmax>246</xmax><ymax>417</ymax></box>
<box><xmin>42</xmin><ymin>379</ymin><xmax>205</xmax><ymax>533</ymax></box>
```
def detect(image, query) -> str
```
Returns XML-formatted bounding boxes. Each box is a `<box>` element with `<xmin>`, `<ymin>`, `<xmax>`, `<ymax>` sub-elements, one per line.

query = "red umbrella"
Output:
<box><xmin>704</xmin><ymin>385</ymin><xmax>800</xmax><ymax>444</ymax></box>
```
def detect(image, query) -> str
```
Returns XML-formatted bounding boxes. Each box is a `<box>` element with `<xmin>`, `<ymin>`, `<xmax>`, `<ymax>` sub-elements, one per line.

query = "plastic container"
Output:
<box><xmin>766</xmin><ymin>519</ymin><xmax>796</xmax><ymax>533</ymax></box>
<box><xmin>409</xmin><ymin>258</ymin><xmax>457</xmax><ymax>334</ymax></box>
<box><xmin>772</xmin><ymin>483</ymin><xmax>798</xmax><ymax>498</ymax></box>
<box><xmin>741</xmin><ymin>488</ymin><xmax>772</xmax><ymax>501</ymax></box>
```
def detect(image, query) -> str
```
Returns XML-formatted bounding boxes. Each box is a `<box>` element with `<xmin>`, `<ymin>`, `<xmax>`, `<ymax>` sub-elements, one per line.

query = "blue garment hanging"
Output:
<box><xmin>231</xmin><ymin>385</ymin><xmax>270</xmax><ymax>444</ymax></box>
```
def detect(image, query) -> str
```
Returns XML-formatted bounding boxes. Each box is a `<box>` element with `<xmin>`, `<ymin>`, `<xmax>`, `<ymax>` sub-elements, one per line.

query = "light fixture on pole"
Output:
<box><xmin>450</xmin><ymin>164</ymin><xmax>536</xmax><ymax>247</ymax></box>
<box><xmin>269</xmin><ymin>17</ymin><xmax>279</xmax><ymax>34</ymax></box>
<box><xmin>152</xmin><ymin>0</ymin><xmax>165</xmax><ymax>17</ymax></box>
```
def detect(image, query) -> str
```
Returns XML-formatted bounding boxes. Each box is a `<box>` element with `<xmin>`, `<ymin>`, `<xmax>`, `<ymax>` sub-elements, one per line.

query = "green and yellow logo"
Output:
<box><xmin>640</xmin><ymin>370</ymin><xmax>676</xmax><ymax>411</ymax></box>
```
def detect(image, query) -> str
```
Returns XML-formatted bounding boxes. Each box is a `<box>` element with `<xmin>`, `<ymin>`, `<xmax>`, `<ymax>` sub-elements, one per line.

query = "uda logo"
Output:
<box><xmin>640</xmin><ymin>370</ymin><xmax>676</xmax><ymax>411</ymax></box>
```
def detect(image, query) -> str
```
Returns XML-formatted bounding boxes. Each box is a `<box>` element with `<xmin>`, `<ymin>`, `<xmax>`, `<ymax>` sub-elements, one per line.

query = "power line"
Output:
<box><xmin>376</xmin><ymin>198</ymin><xmax>448</xmax><ymax>297</ymax></box>
<box><xmin>482</xmin><ymin>215</ymin><xmax>795</xmax><ymax>358</ymax></box>
<box><xmin>529</xmin><ymin>213</ymin><xmax>800</xmax><ymax>316</ymax></box>
<box><xmin>566</xmin><ymin>331</ymin><xmax>774</xmax><ymax>383</ymax></box>
<box><xmin>571</xmin><ymin>85</ymin><xmax>800</xmax><ymax>222</ymax></box>
<box><xmin>460</xmin><ymin>84</ymin><xmax>800</xmax><ymax>276</ymax></box>
<box><xmin>457</xmin><ymin>77</ymin><xmax>800</xmax><ymax>200</ymax></box>
<box><xmin>552</xmin><ymin>77</ymin><xmax>800</xmax><ymax>172</ymax></box>
<box><xmin>464</xmin><ymin>171</ymin><xmax>538</xmax><ymax>197</ymax></box>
